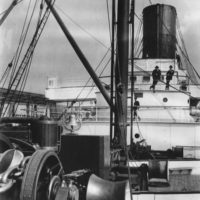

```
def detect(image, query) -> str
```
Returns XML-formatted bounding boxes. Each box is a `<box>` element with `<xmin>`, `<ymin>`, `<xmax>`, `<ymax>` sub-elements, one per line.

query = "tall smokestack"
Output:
<box><xmin>143</xmin><ymin>4</ymin><xmax>177</xmax><ymax>59</ymax></box>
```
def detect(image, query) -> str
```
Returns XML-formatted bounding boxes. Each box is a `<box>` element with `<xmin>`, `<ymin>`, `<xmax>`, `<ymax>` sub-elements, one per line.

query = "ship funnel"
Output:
<box><xmin>143</xmin><ymin>4</ymin><xmax>177</xmax><ymax>59</ymax></box>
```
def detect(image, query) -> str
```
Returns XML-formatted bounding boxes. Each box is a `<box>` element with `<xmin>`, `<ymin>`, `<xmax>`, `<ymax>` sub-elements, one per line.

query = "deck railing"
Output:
<box><xmin>50</xmin><ymin>105</ymin><xmax>195</xmax><ymax>123</ymax></box>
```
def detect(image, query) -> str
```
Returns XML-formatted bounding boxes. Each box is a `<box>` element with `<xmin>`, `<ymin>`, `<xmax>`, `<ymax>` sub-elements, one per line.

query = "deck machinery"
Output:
<box><xmin>1</xmin><ymin>1</ymin><xmax>200</xmax><ymax>200</ymax></box>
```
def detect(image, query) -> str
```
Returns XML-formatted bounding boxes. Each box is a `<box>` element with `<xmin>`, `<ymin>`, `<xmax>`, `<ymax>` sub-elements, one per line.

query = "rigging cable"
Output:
<box><xmin>9</xmin><ymin>0</ymin><xmax>37</xmax><ymax>87</ymax></box>
<box><xmin>0</xmin><ymin>0</ymin><xmax>33</xmax><ymax>88</ymax></box>
<box><xmin>1</xmin><ymin>0</ymin><xmax>56</xmax><ymax>117</ymax></box>
<box><xmin>176</xmin><ymin>17</ymin><xmax>189</xmax><ymax>58</ymax></box>
<box><xmin>58</xmin><ymin>46</ymin><xmax>111</xmax><ymax>120</ymax></box>
<box><xmin>13</xmin><ymin>55</ymin><xmax>33</xmax><ymax>116</ymax></box>
<box><xmin>155</xmin><ymin>12</ymin><xmax>200</xmax><ymax>84</ymax></box>
<box><xmin>0</xmin><ymin>62</ymin><xmax>13</xmax><ymax>87</ymax></box>
<box><xmin>176</xmin><ymin>17</ymin><xmax>200</xmax><ymax>84</ymax></box>
<box><xmin>73</xmin><ymin>48</ymin><xmax>111</xmax><ymax>102</ymax></box>
<box><xmin>106</xmin><ymin>0</ymin><xmax>112</xmax><ymax>44</ymax></box>
<box><xmin>134</xmin><ymin>20</ymin><xmax>143</xmax><ymax>57</ymax></box>
<box><xmin>134</xmin><ymin>18</ymin><xmax>142</xmax><ymax>51</ymax></box>
<box><xmin>1</xmin><ymin>0</ymin><xmax>39</xmax><ymax>117</ymax></box>
<box><xmin>13</xmin><ymin>0</ymin><xmax>45</xmax><ymax>115</ymax></box>
<box><xmin>59</xmin><ymin>45</ymin><xmax>112</xmax><ymax>120</ymax></box>
<box><xmin>136</xmin><ymin>39</ymin><xmax>143</xmax><ymax>58</ymax></box>
<box><xmin>0</xmin><ymin>9</ymin><xmax>8</xmax><ymax>16</ymax></box>
<box><xmin>134</xmin><ymin>12</ymin><xmax>142</xmax><ymax>23</ymax></box>
<box><xmin>56</xmin><ymin>1</ymin><xmax>117</xmax><ymax>119</ymax></box>
<box><xmin>176</xmin><ymin>23</ymin><xmax>200</xmax><ymax>86</ymax></box>
<box><xmin>79</xmin><ymin>57</ymin><xmax>111</xmax><ymax>106</ymax></box>
<box><xmin>0</xmin><ymin>0</ymin><xmax>23</xmax><ymax>16</ymax></box>
<box><xmin>14</xmin><ymin>0</ymin><xmax>53</xmax><ymax>116</ymax></box>
<box><xmin>14</xmin><ymin>0</ymin><xmax>55</xmax><ymax>114</ymax></box>
<box><xmin>55</xmin><ymin>5</ymin><xmax>110</xmax><ymax>50</ymax></box>
<box><xmin>0</xmin><ymin>0</ymin><xmax>23</xmax><ymax>26</ymax></box>
<box><xmin>148</xmin><ymin>0</ymin><xmax>153</xmax><ymax>5</ymax></box>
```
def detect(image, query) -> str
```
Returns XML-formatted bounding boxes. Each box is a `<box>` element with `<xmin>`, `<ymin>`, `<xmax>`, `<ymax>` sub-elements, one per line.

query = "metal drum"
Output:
<box><xmin>31</xmin><ymin>120</ymin><xmax>58</xmax><ymax>151</ymax></box>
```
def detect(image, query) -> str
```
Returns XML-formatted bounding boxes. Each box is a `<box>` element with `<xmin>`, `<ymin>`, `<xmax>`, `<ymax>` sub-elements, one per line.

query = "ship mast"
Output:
<box><xmin>45</xmin><ymin>0</ymin><xmax>130</xmax><ymax>147</ymax></box>
<box><xmin>114</xmin><ymin>0</ymin><xmax>130</xmax><ymax>147</ymax></box>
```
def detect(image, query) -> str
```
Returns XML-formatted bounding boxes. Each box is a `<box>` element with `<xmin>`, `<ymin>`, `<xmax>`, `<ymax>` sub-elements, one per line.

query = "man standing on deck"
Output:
<box><xmin>133</xmin><ymin>97</ymin><xmax>140</xmax><ymax>120</ymax></box>
<box><xmin>150</xmin><ymin>66</ymin><xmax>161</xmax><ymax>92</ymax></box>
<box><xmin>176</xmin><ymin>53</ymin><xmax>181</xmax><ymax>68</ymax></box>
<box><xmin>166</xmin><ymin>65</ymin><xmax>174</xmax><ymax>90</ymax></box>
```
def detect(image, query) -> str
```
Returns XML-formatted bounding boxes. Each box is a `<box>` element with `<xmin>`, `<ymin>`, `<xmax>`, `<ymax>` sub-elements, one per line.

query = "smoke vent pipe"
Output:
<box><xmin>143</xmin><ymin>4</ymin><xmax>177</xmax><ymax>59</ymax></box>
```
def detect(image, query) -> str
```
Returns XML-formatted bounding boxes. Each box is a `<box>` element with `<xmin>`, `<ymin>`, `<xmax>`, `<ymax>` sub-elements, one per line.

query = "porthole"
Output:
<box><xmin>130</xmin><ymin>76</ymin><xmax>137</xmax><ymax>82</ymax></box>
<box><xmin>135</xmin><ymin>133</ymin><xmax>140</xmax><ymax>139</ymax></box>
<box><xmin>142</xmin><ymin>76</ymin><xmax>150</xmax><ymax>82</ymax></box>
<box><xmin>163</xmin><ymin>97</ymin><xmax>168</xmax><ymax>102</ymax></box>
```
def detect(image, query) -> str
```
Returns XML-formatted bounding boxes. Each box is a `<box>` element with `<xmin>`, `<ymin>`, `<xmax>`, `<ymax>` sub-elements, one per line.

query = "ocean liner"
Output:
<box><xmin>0</xmin><ymin>0</ymin><xmax>200</xmax><ymax>200</ymax></box>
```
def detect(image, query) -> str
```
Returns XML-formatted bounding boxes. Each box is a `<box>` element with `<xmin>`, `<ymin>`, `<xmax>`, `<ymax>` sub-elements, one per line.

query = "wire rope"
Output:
<box><xmin>149</xmin><ymin>0</ymin><xmax>153</xmax><ymax>5</ymax></box>
<box><xmin>0</xmin><ymin>0</ymin><xmax>32</xmax><ymax>88</ymax></box>
<box><xmin>1</xmin><ymin>0</ymin><xmax>54</xmax><ymax>117</ymax></box>
<box><xmin>106</xmin><ymin>0</ymin><xmax>112</xmax><ymax>44</ymax></box>
<box><xmin>10</xmin><ymin>0</ymin><xmax>37</xmax><ymax>87</ymax></box>
<box><xmin>176</xmin><ymin>17</ymin><xmax>200</xmax><ymax>87</ymax></box>
<box><xmin>155</xmin><ymin>13</ymin><xmax>200</xmax><ymax>85</ymax></box>
<box><xmin>134</xmin><ymin>12</ymin><xmax>142</xmax><ymax>23</ymax></box>
<box><xmin>0</xmin><ymin>0</ymin><xmax>38</xmax><ymax>117</ymax></box>
<box><xmin>55</xmin><ymin>4</ymin><xmax>110</xmax><ymax>50</ymax></box>
<box><xmin>58</xmin><ymin>47</ymin><xmax>111</xmax><ymax>120</ymax></box>
<box><xmin>13</xmin><ymin>0</ymin><xmax>54</xmax><ymax>115</ymax></box>
<box><xmin>0</xmin><ymin>0</ymin><xmax>23</xmax><ymax>17</ymax></box>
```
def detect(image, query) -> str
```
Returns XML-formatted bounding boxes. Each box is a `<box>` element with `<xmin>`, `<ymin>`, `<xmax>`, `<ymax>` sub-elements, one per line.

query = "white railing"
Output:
<box><xmin>52</xmin><ymin>106</ymin><xmax>196</xmax><ymax>123</ymax></box>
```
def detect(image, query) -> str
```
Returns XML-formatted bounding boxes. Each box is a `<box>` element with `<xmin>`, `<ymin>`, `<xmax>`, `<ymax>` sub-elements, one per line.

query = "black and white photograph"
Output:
<box><xmin>0</xmin><ymin>0</ymin><xmax>200</xmax><ymax>199</ymax></box>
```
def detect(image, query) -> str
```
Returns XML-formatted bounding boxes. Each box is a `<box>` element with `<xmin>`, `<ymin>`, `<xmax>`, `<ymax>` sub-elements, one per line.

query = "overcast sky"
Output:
<box><xmin>0</xmin><ymin>0</ymin><xmax>200</xmax><ymax>94</ymax></box>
